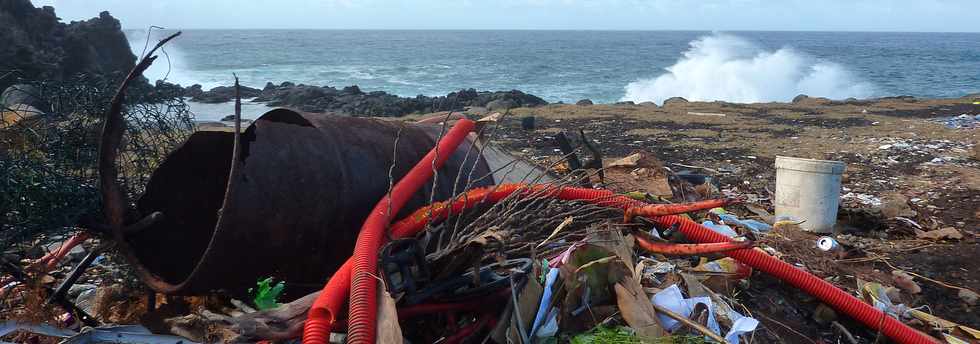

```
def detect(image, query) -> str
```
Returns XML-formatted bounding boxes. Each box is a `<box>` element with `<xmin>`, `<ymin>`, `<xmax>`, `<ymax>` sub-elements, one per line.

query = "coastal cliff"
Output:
<box><xmin>0</xmin><ymin>0</ymin><xmax>136</xmax><ymax>90</ymax></box>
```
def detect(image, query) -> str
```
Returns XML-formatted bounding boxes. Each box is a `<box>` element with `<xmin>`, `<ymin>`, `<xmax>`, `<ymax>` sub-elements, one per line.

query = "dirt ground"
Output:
<box><xmin>443</xmin><ymin>95</ymin><xmax>980</xmax><ymax>333</ymax></box>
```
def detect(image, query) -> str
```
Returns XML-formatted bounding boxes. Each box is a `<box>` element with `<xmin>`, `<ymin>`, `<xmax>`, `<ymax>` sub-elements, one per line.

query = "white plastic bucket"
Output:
<box><xmin>774</xmin><ymin>156</ymin><xmax>846</xmax><ymax>233</ymax></box>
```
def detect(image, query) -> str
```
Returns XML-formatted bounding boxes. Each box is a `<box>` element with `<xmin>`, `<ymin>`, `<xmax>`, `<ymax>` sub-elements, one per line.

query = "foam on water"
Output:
<box><xmin>126</xmin><ymin>29</ymin><xmax>222</xmax><ymax>89</ymax></box>
<box><xmin>621</xmin><ymin>33</ymin><xmax>876</xmax><ymax>105</ymax></box>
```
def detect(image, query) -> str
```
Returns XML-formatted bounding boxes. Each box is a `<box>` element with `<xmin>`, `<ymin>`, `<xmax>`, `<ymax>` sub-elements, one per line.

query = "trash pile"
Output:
<box><xmin>3</xmin><ymin>34</ymin><xmax>978</xmax><ymax>344</ymax></box>
<box><xmin>932</xmin><ymin>114</ymin><xmax>980</xmax><ymax>129</ymax></box>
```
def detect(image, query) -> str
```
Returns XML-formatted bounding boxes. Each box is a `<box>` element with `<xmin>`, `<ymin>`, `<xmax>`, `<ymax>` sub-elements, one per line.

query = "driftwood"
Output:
<box><xmin>164</xmin><ymin>291</ymin><xmax>319</xmax><ymax>342</ymax></box>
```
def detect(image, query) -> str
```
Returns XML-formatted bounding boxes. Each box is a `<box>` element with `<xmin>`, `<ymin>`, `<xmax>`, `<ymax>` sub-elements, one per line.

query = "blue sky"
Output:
<box><xmin>33</xmin><ymin>0</ymin><xmax>979</xmax><ymax>32</ymax></box>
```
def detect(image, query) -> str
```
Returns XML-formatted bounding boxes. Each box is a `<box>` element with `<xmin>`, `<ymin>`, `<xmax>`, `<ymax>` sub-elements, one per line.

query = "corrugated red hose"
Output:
<box><xmin>624</xmin><ymin>197</ymin><xmax>734</xmax><ymax>222</ymax></box>
<box><xmin>304</xmin><ymin>119</ymin><xmax>477</xmax><ymax>344</ymax></box>
<box><xmin>309</xmin><ymin>185</ymin><xmax>937</xmax><ymax>342</ymax></box>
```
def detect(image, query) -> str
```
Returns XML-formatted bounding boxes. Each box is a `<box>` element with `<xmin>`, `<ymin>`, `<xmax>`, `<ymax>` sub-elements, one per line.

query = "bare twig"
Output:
<box><xmin>650</xmin><ymin>303</ymin><xmax>727</xmax><ymax>343</ymax></box>
<box><xmin>99</xmin><ymin>30</ymin><xmax>181</xmax><ymax>229</ymax></box>
<box><xmin>831</xmin><ymin>321</ymin><xmax>859</xmax><ymax>344</ymax></box>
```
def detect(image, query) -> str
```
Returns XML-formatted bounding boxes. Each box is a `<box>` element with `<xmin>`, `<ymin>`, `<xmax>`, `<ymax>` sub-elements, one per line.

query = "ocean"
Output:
<box><xmin>128</xmin><ymin>30</ymin><xmax>980</xmax><ymax>106</ymax></box>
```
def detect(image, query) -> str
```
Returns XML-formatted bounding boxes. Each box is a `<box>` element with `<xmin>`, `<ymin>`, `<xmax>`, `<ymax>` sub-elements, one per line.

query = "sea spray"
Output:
<box><xmin>125</xmin><ymin>29</ymin><xmax>217</xmax><ymax>88</ymax></box>
<box><xmin>621</xmin><ymin>33</ymin><xmax>875</xmax><ymax>105</ymax></box>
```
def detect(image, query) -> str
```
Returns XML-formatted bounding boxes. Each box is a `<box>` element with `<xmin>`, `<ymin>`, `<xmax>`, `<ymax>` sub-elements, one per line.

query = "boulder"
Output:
<box><xmin>2</xmin><ymin>84</ymin><xmax>50</xmax><ymax>113</ymax></box>
<box><xmin>342</xmin><ymin>85</ymin><xmax>362</xmax><ymax>95</ymax></box>
<box><xmin>0</xmin><ymin>1</ymin><xmax>138</xmax><ymax>90</ymax></box>
<box><xmin>486</xmin><ymin>99</ymin><xmax>518</xmax><ymax>111</ymax></box>
<box><xmin>638</xmin><ymin>101</ymin><xmax>658</xmax><ymax>107</ymax></box>
<box><xmin>184</xmin><ymin>84</ymin><xmax>204</xmax><ymax>98</ymax></box>
<box><xmin>576</xmin><ymin>99</ymin><xmax>593</xmax><ymax>106</ymax></box>
<box><xmin>792</xmin><ymin>94</ymin><xmax>809</xmax><ymax>103</ymax></box>
<box><xmin>190</xmin><ymin>85</ymin><xmax>262</xmax><ymax>103</ymax></box>
<box><xmin>662</xmin><ymin>97</ymin><xmax>688</xmax><ymax>106</ymax></box>
<box><xmin>615</xmin><ymin>101</ymin><xmax>635</xmax><ymax>105</ymax></box>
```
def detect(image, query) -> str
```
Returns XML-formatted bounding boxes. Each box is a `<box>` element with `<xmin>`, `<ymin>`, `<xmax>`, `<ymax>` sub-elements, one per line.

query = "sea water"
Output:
<box><xmin>127</xmin><ymin>30</ymin><xmax>980</xmax><ymax>106</ymax></box>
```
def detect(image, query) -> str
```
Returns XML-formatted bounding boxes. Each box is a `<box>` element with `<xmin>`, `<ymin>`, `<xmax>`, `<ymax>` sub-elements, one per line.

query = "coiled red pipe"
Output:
<box><xmin>647</xmin><ymin>215</ymin><xmax>937</xmax><ymax>344</ymax></box>
<box><xmin>348</xmin><ymin>119</ymin><xmax>478</xmax><ymax>344</ymax></box>
<box><xmin>310</xmin><ymin>183</ymin><xmax>937</xmax><ymax>343</ymax></box>
<box><xmin>395</xmin><ymin>185</ymin><xmax>938</xmax><ymax>344</ymax></box>
<box><xmin>304</xmin><ymin>119</ymin><xmax>477</xmax><ymax>344</ymax></box>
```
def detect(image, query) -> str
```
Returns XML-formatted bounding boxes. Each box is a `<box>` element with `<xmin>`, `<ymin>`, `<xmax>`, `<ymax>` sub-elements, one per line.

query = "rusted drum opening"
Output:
<box><xmin>132</xmin><ymin>130</ymin><xmax>235</xmax><ymax>286</ymax></box>
<box><xmin>122</xmin><ymin>109</ymin><xmax>494</xmax><ymax>295</ymax></box>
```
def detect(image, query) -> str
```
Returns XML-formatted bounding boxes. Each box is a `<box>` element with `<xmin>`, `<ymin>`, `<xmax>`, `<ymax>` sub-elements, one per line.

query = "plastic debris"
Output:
<box><xmin>712</xmin><ymin>210</ymin><xmax>773</xmax><ymax>233</ymax></box>
<box><xmin>702</xmin><ymin>220</ymin><xmax>738</xmax><ymax>237</ymax></box>
<box><xmin>651</xmin><ymin>284</ymin><xmax>758</xmax><ymax>343</ymax></box>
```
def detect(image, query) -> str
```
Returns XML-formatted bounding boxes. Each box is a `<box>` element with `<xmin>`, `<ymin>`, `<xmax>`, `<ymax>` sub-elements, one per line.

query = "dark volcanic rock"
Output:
<box><xmin>184</xmin><ymin>84</ymin><xmax>204</xmax><ymax>98</ymax></box>
<box><xmin>486</xmin><ymin>99</ymin><xmax>517</xmax><ymax>111</ymax></box>
<box><xmin>191</xmin><ymin>83</ymin><xmax>548</xmax><ymax>117</ymax></box>
<box><xmin>191</xmin><ymin>85</ymin><xmax>262</xmax><ymax>103</ymax></box>
<box><xmin>0</xmin><ymin>1</ymin><xmax>137</xmax><ymax>90</ymax></box>
<box><xmin>663</xmin><ymin>97</ymin><xmax>689</xmax><ymax>106</ymax></box>
<box><xmin>576</xmin><ymin>99</ymin><xmax>593</xmax><ymax>106</ymax></box>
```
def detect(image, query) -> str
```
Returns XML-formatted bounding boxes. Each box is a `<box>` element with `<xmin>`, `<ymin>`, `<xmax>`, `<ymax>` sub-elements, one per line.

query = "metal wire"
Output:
<box><xmin>1</xmin><ymin>73</ymin><xmax>193</xmax><ymax>247</ymax></box>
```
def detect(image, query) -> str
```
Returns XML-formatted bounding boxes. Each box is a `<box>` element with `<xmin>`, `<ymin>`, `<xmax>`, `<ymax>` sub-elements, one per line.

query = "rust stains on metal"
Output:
<box><xmin>120</xmin><ymin>109</ymin><xmax>491</xmax><ymax>295</ymax></box>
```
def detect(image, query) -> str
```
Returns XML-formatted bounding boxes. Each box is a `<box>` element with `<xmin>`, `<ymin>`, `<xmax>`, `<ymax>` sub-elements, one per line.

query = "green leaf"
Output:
<box><xmin>251</xmin><ymin>277</ymin><xmax>285</xmax><ymax>310</ymax></box>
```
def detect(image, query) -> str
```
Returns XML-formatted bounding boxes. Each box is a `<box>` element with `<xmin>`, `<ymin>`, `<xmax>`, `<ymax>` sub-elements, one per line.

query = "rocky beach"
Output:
<box><xmin>3</xmin><ymin>0</ymin><xmax>980</xmax><ymax>343</ymax></box>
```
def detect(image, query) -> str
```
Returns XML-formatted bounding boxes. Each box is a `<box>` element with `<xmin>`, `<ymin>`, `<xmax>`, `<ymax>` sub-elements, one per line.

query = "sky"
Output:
<box><xmin>31</xmin><ymin>0</ymin><xmax>980</xmax><ymax>32</ymax></box>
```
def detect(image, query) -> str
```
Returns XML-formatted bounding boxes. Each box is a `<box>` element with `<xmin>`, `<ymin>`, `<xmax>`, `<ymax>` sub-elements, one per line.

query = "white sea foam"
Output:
<box><xmin>622</xmin><ymin>33</ymin><xmax>875</xmax><ymax>105</ymax></box>
<box><xmin>126</xmin><ymin>30</ymin><xmax>221</xmax><ymax>89</ymax></box>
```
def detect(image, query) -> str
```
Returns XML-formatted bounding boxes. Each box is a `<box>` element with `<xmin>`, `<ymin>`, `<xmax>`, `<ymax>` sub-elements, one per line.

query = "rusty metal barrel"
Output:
<box><xmin>120</xmin><ymin>109</ymin><xmax>492</xmax><ymax>294</ymax></box>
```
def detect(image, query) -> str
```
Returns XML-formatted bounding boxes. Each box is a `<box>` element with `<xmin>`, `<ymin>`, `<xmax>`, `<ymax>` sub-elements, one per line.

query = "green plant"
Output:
<box><xmin>249</xmin><ymin>277</ymin><xmax>285</xmax><ymax>310</ymax></box>
<box><xmin>570</xmin><ymin>326</ymin><xmax>709</xmax><ymax>344</ymax></box>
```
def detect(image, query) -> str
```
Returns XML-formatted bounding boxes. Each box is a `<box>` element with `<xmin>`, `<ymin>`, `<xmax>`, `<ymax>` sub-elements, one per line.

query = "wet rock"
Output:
<box><xmin>341</xmin><ymin>85</ymin><xmax>362</xmax><ymax>95</ymax></box>
<box><xmin>191</xmin><ymin>85</ymin><xmax>262</xmax><ymax>103</ymax></box>
<box><xmin>189</xmin><ymin>83</ymin><xmax>546</xmax><ymax>117</ymax></box>
<box><xmin>184</xmin><ymin>84</ymin><xmax>204</xmax><ymax>98</ymax></box>
<box><xmin>663</xmin><ymin>97</ymin><xmax>688</xmax><ymax>106</ymax></box>
<box><xmin>220</xmin><ymin>114</ymin><xmax>252</xmax><ymax>122</ymax></box>
<box><xmin>880</xmin><ymin>95</ymin><xmax>917</xmax><ymax>102</ymax></box>
<box><xmin>576</xmin><ymin>99</ymin><xmax>593</xmax><ymax>106</ymax></box>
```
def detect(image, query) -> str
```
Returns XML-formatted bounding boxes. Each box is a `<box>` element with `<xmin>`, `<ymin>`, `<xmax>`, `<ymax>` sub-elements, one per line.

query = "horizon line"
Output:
<box><xmin>120</xmin><ymin>27</ymin><xmax>980</xmax><ymax>34</ymax></box>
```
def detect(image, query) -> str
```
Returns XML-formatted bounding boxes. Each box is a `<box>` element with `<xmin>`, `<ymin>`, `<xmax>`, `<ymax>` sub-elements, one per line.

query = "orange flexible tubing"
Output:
<box><xmin>309</xmin><ymin>181</ymin><xmax>938</xmax><ymax>344</ymax></box>
<box><xmin>634</xmin><ymin>236</ymin><xmax>753</xmax><ymax>255</ymax></box>
<box><xmin>304</xmin><ymin>119</ymin><xmax>476</xmax><ymax>344</ymax></box>
<box><xmin>623</xmin><ymin>198</ymin><xmax>735</xmax><ymax>222</ymax></box>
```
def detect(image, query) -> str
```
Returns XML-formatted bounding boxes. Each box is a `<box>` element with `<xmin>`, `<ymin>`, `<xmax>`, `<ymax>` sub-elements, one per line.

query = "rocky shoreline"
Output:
<box><xmin>174</xmin><ymin>81</ymin><xmax>547</xmax><ymax>117</ymax></box>
<box><xmin>168</xmin><ymin>80</ymin><xmax>980</xmax><ymax>119</ymax></box>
